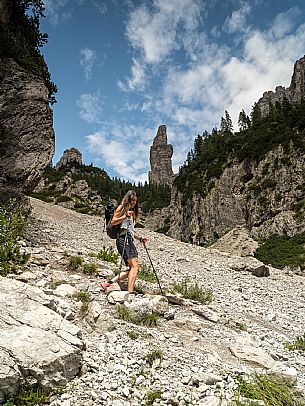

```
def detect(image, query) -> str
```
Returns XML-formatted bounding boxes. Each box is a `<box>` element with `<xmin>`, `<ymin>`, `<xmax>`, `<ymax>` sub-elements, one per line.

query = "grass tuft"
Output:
<box><xmin>284</xmin><ymin>333</ymin><xmax>305</xmax><ymax>352</ymax></box>
<box><xmin>172</xmin><ymin>278</ymin><xmax>213</xmax><ymax>304</ymax></box>
<box><xmin>143</xmin><ymin>349</ymin><xmax>163</xmax><ymax>367</ymax></box>
<box><xmin>117</xmin><ymin>305</ymin><xmax>159</xmax><ymax>327</ymax></box>
<box><xmin>144</xmin><ymin>389</ymin><xmax>162</xmax><ymax>405</ymax></box>
<box><xmin>68</xmin><ymin>255</ymin><xmax>83</xmax><ymax>270</ymax></box>
<box><xmin>232</xmin><ymin>373</ymin><xmax>303</xmax><ymax>406</ymax></box>
<box><xmin>138</xmin><ymin>263</ymin><xmax>157</xmax><ymax>283</ymax></box>
<box><xmin>97</xmin><ymin>246</ymin><xmax>119</xmax><ymax>264</ymax></box>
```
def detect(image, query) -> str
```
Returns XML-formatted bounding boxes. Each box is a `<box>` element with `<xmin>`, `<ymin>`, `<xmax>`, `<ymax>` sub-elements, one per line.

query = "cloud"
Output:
<box><xmin>125</xmin><ymin>0</ymin><xmax>203</xmax><ymax>64</ymax></box>
<box><xmin>223</xmin><ymin>2</ymin><xmax>252</xmax><ymax>34</ymax></box>
<box><xmin>80</xmin><ymin>48</ymin><xmax>97</xmax><ymax>80</ymax></box>
<box><xmin>156</xmin><ymin>5</ymin><xmax>305</xmax><ymax>133</ymax></box>
<box><xmin>85</xmin><ymin>124</ymin><xmax>156</xmax><ymax>182</ymax></box>
<box><xmin>43</xmin><ymin>0</ymin><xmax>71</xmax><ymax>25</ymax></box>
<box><xmin>91</xmin><ymin>0</ymin><xmax>107</xmax><ymax>15</ymax></box>
<box><xmin>77</xmin><ymin>93</ymin><xmax>103</xmax><ymax>123</ymax></box>
<box><xmin>117</xmin><ymin>58</ymin><xmax>146</xmax><ymax>92</ymax></box>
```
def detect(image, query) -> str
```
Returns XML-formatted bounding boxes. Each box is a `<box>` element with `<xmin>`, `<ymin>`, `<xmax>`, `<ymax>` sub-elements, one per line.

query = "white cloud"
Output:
<box><xmin>80</xmin><ymin>48</ymin><xmax>97</xmax><ymax>80</ymax></box>
<box><xmin>156</xmin><ymin>6</ymin><xmax>305</xmax><ymax>133</ymax></box>
<box><xmin>85</xmin><ymin>124</ymin><xmax>156</xmax><ymax>182</ymax></box>
<box><xmin>43</xmin><ymin>0</ymin><xmax>71</xmax><ymax>25</ymax></box>
<box><xmin>126</xmin><ymin>0</ymin><xmax>203</xmax><ymax>64</ymax></box>
<box><xmin>269</xmin><ymin>7</ymin><xmax>300</xmax><ymax>39</ymax></box>
<box><xmin>223</xmin><ymin>2</ymin><xmax>252</xmax><ymax>34</ymax></box>
<box><xmin>77</xmin><ymin>93</ymin><xmax>103</xmax><ymax>123</ymax></box>
<box><xmin>117</xmin><ymin>58</ymin><xmax>146</xmax><ymax>92</ymax></box>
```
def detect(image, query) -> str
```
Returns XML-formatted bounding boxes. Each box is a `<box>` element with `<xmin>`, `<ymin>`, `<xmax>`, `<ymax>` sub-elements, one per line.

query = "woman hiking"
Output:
<box><xmin>101</xmin><ymin>190</ymin><xmax>148</xmax><ymax>294</ymax></box>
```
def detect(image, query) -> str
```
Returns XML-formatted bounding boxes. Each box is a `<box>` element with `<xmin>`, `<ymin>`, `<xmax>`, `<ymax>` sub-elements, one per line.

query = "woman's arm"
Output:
<box><xmin>111</xmin><ymin>206</ymin><xmax>133</xmax><ymax>225</ymax></box>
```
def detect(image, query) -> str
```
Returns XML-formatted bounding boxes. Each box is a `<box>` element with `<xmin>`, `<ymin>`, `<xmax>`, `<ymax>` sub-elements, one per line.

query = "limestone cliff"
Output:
<box><xmin>56</xmin><ymin>148</ymin><xmax>83</xmax><ymax>170</ymax></box>
<box><xmin>169</xmin><ymin>145</ymin><xmax>305</xmax><ymax>244</ymax></box>
<box><xmin>257</xmin><ymin>55</ymin><xmax>305</xmax><ymax>116</ymax></box>
<box><xmin>149</xmin><ymin>125</ymin><xmax>174</xmax><ymax>186</ymax></box>
<box><xmin>0</xmin><ymin>0</ymin><xmax>55</xmax><ymax>204</ymax></box>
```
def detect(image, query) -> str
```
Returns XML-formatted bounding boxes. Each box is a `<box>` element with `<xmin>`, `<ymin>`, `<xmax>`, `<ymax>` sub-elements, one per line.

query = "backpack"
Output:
<box><xmin>105</xmin><ymin>202</ymin><xmax>120</xmax><ymax>239</ymax></box>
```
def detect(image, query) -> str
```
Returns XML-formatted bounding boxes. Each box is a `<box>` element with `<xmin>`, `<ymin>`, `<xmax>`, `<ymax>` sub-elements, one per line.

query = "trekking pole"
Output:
<box><xmin>143</xmin><ymin>244</ymin><xmax>164</xmax><ymax>296</ymax></box>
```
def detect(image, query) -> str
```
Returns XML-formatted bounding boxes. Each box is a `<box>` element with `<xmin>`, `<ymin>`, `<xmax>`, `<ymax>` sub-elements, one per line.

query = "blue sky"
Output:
<box><xmin>40</xmin><ymin>0</ymin><xmax>305</xmax><ymax>183</ymax></box>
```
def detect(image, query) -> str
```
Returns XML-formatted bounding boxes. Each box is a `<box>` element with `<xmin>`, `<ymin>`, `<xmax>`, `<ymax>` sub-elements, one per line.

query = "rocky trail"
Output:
<box><xmin>2</xmin><ymin>197</ymin><xmax>305</xmax><ymax>405</ymax></box>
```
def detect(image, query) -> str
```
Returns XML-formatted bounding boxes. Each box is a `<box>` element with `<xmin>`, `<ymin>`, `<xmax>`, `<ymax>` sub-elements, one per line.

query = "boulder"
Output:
<box><xmin>0</xmin><ymin>277</ymin><xmax>83</xmax><ymax>400</ymax></box>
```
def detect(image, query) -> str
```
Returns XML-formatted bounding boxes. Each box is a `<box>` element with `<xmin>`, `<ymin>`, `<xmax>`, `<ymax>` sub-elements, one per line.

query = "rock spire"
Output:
<box><xmin>148</xmin><ymin>125</ymin><xmax>174</xmax><ymax>186</ymax></box>
<box><xmin>55</xmin><ymin>148</ymin><xmax>83</xmax><ymax>169</ymax></box>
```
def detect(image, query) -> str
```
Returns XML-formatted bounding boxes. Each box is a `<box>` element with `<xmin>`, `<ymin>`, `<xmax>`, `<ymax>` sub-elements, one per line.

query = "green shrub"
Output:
<box><xmin>82</xmin><ymin>263</ymin><xmax>97</xmax><ymax>275</ymax></box>
<box><xmin>3</xmin><ymin>384</ymin><xmax>49</xmax><ymax>406</ymax></box>
<box><xmin>0</xmin><ymin>201</ymin><xmax>30</xmax><ymax>276</ymax></box>
<box><xmin>145</xmin><ymin>389</ymin><xmax>162</xmax><ymax>405</ymax></box>
<box><xmin>143</xmin><ymin>349</ymin><xmax>163</xmax><ymax>367</ymax></box>
<box><xmin>56</xmin><ymin>195</ymin><xmax>72</xmax><ymax>203</ymax></box>
<box><xmin>74</xmin><ymin>291</ymin><xmax>90</xmax><ymax>302</ymax></box>
<box><xmin>232</xmin><ymin>373</ymin><xmax>303</xmax><ymax>406</ymax></box>
<box><xmin>255</xmin><ymin>232</ymin><xmax>305</xmax><ymax>270</ymax></box>
<box><xmin>117</xmin><ymin>305</ymin><xmax>159</xmax><ymax>327</ymax></box>
<box><xmin>68</xmin><ymin>255</ymin><xmax>83</xmax><ymax>270</ymax></box>
<box><xmin>127</xmin><ymin>330</ymin><xmax>139</xmax><ymax>340</ymax></box>
<box><xmin>284</xmin><ymin>333</ymin><xmax>305</xmax><ymax>351</ymax></box>
<box><xmin>172</xmin><ymin>278</ymin><xmax>213</xmax><ymax>304</ymax></box>
<box><xmin>97</xmin><ymin>246</ymin><xmax>119</xmax><ymax>263</ymax></box>
<box><xmin>138</xmin><ymin>263</ymin><xmax>157</xmax><ymax>283</ymax></box>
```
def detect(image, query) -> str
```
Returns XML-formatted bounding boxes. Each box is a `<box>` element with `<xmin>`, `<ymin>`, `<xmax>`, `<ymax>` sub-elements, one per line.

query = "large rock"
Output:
<box><xmin>0</xmin><ymin>57</ymin><xmax>54</xmax><ymax>197</ymax></box>
<box><xmin>149</xmin><ymin>125</ymin><xmax>174</xmax><ymax>186</ymax></box>
<box><xmin>257</xmin><ymin>55</ymin><xmax>305</xmax><ymax>116</ymax></box>
<box><xmin>55</xmin><ymin>148</ymin><xmax>83</xmax><ymax>170</ymax></box>
<box><xmin>0</xmin><ymin>276</ymin><xmax>83</xmax><ymax>401</ymax></box>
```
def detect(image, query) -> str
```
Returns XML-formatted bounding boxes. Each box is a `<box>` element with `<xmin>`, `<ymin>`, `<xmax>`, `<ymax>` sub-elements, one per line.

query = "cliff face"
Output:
<box><xmin>0</xmin><ymin>0</ymin><xmax>55</xmax><ymax>204</ymax></box>
<box><xmin>149</xmin><ymin>125</ymin><xmax>174</xmax><ymax>186</ymax></box>
<box><xmin>0</xmin><ymin>58</ymin><xmax>54</xmax><ymax>197</ymax></box>
<box><xmin>169</xmin><ymin>145</ymin><xmax>305</xmax><ymax>244</ymax></box>
<box><xmin>257</xmin><ymin>55</ymin><xmax>305</xmax><ymax>116</ymax></box>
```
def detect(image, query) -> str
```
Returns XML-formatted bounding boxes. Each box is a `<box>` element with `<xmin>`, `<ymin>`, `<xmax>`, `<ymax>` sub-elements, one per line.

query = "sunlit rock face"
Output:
<box><xmin>149</xmin><ymin>125</ymin><xmax>174</xmax><ymax>186</ymax></box>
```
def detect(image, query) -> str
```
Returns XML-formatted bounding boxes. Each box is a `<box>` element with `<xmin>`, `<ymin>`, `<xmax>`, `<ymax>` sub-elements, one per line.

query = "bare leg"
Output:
<box><xmin>127</xmin><ymin>257</ymin><xmax>139</xmax><ymax>293</ymax></box>
<box><xmin>112</xmin><ymin>270</ymin><xmax>129</xmax><ymax>283</ymax></box>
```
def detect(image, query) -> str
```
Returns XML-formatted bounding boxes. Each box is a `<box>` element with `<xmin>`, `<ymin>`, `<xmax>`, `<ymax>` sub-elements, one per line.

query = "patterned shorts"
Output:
<box><xmin>116</xmin><ymin>233</ymin><xmax>138</xmax><ymax>266</ymax></box>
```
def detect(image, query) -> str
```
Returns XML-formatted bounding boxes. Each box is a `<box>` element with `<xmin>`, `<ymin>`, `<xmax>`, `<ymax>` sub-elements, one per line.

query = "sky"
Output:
<box><xmin>40</xmin><ymin>0</ymin><xmax>305</xmax><ymax>183</ymax></box>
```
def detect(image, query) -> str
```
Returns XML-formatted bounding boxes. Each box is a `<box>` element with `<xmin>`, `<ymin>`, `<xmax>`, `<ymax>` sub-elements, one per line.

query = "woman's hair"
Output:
<box><xmin>116</xmin><ymin>190</ymin><xmax>139</xmax><ymax>222</ymax></box>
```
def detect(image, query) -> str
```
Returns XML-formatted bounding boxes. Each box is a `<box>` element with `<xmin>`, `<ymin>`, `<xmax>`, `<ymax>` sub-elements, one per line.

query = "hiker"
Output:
<box><xmin>101</xmin><ymin>190</ymin><xmax>148</xmax><ymax>294</ymax></box>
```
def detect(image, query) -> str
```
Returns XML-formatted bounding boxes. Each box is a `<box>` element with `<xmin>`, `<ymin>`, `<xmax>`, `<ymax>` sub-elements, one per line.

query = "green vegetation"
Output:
<box><xmin>3</xmin><ymin>385</ymin><xmax>49</xmax><ymax>406</ymax></box>
<box><xmin>0</xmin><ymin>201</ymin><xmax>30</xmax><ymax>276</ymax></box>
<box><xmin>143</xmin><ymin>349</ymin><xmax>163</xmax><ymax>367</ymax></box>
<box><xmin>117</xmin><ymin>305</ymin><xmax>159</xmax><ymax>327</ymax></box>
<box><xmin>138</xmin><ymin>263</ymin><xmax>157</xmax><ymax>283</ymax></box>
<box><xmin>175</xmin><ymin>100</ymin><xmax>305</xmax><ymax>200</ymax></box>
<box><xmin>0</xmin><ymin>0</ymin><xmax>57</xmax><ymax>103</ymax></box>
<box><xmin>127</xmin><ymin>330</ymin><xmax>140</xmax><ymax>340</ymax></box>
<box><xmin>68</xmin><ymin>255</ymin><xmax>83</xmax><ymax>270</ymax></box>
<box><xmin>97</xmin><ymin>246</ymin><xmax>119</xmax><ymax>264</ymax></box>
<box><xmin>144</xmin><ymin>389</ymin><xmax>162</xmax><ymax>405</ymax></box>
<box><xmin>172</xmin><ymin>278</ymin><xmax>213</xmax><ymax>304</ymax></box>
<box><xmin>255</xmin><ymin>232</ymin><xmax>305</xmax><ymax>270</ymax></box>
<box><xmin>74</xmin><ymin>291</ymin><xmax>91</xmax><ymax>317</ymax></box>
<box><xmin>33</xmin><ymin>161</ymin><xmax>171</xmax><ymax>214</ymax></box>
<box><xmin>232</xmin><ymin>373</ymin><xmax>303</xmax><ymax>406</ymax></box>
<box><xmin>285</xmin><ymin>333</ymin><xmax>305</xmax><ymax>352</ymax></box>
<box><xmin>82</xmin><ymin>263</ymin><xmax>98</xmax><ymax>275</ymax></box>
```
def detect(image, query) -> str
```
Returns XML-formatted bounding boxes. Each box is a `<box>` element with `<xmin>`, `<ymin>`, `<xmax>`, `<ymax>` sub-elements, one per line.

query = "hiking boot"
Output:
<box><xmin>101</xmin><ymin>280</ymin><xmax>113</xmax><ymax>290</ymax></box>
